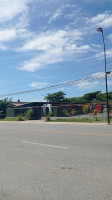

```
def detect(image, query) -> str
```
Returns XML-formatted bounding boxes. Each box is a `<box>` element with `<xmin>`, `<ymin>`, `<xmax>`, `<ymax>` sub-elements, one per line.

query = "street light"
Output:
<box><xmin>97</xmin><ymin>27</ymin><xmax>110</xmax><ymax>124</ymax></box>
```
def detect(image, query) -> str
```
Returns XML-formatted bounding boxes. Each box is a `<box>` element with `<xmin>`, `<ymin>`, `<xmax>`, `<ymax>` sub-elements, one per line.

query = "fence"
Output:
<box><xmin>6</xmin><ymin>106</ymin><xmax>41</xmax><ymax>119</ymax></box>
<box><xmin>6</xmin><ymin>102</ymin><xmax>112</xmax><ymax>119</ymax></box>
<box><xmin>41</xmin><ymin>102</ymin><xmax>112</xmax><ymax>119</ymax></box>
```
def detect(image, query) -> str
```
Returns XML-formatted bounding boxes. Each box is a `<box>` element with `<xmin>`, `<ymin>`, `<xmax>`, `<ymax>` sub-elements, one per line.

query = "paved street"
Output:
<box><xmin>0</xmin><ymin>121</ymin><xmax>112</xmax><ymax>200</ymax></box>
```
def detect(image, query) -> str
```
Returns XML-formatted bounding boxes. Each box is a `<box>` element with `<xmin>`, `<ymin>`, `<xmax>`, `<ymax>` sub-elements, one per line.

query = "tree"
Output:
<box><xmin>44</xmin><ymin>90</ymin><xmax>112</xmax><ymax>104</ymax></box>
<box><xmin>82</xmin><ymin>91</ymin><xmax>102</xmax><ymax>103</ymax></box>
<box><xmin>44</xmin><ymin>91</ymin><xmax>66</xmax><ymax>102</ymax></box>
<box><xmin>0</xmin><ymin>98</ymin><xmax>12</xmax><ymax>118</ymax></box>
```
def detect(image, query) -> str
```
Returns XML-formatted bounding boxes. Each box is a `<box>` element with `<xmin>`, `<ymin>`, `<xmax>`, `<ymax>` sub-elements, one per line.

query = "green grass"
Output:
<box><xmin>0</xmin><ymin>117</ymin><xmax>111</xmax><ymax>123</ymax></box>
<box><xmin>50</xmin><ymin>118</ymin><xmax>111</xmax><ymax>123</ymax></box>
<box><xmin>0</xmin><ymin>118</ymin><xmax>18</xmax><ymax>121</ymax></box>
<box><xmin>0</xmin><ymin>117</ymin><xmax>25</xmax><ymax>121</ymax></box>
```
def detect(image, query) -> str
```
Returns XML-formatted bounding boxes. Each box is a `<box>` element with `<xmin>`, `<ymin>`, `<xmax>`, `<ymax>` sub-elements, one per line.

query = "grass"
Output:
<box><xmin>0</xmin><ymin>118</ymin><xmax>18</xmax><ymax>121</ymax></box>
<box><xmin>0</xmin><ymin>117</ymin><xmax>25</xmax><ymax>121</ymax></box>
<box><xmin>50</xmin><ymin>118</ymin><xmax>112</xmax><ymax>123</ymax></box>
<box><xmin>0</xmin><ymin>117</ymin><xmax>111</xmax><ymax>123</ymax></box>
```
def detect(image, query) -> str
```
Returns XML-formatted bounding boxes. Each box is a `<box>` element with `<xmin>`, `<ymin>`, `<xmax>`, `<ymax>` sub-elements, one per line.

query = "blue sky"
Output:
<box><xmin>0</xmin><ymin>0</ymin><xmax>112</xmax><ymax>102</ymax></box>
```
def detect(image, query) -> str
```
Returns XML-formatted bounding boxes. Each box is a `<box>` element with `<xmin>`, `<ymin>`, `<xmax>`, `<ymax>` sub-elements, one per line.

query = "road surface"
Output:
<box><xmin>0</xmin><ymin>121</ymin><xmax>112</xmax><ymax>200</ymax></box>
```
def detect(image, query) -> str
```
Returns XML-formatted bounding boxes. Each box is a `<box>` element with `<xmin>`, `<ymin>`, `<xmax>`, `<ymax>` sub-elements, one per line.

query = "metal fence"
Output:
<box><xmin>41</xmin><ymin>102</ymin><xmax>112</xmax><ymax>119</ymax></box>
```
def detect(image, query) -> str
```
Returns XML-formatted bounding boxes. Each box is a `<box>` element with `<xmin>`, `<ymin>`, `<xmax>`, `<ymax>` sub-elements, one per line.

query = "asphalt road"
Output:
<box><xmin>0</xmin><ymin>121</ymin><xmax>112</xmax><ymax>200</ymax></box>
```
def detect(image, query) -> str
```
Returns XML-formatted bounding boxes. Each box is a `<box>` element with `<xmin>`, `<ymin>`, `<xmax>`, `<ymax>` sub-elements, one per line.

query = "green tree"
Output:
<box><xmin>82</xmin><ymin>91</ymin><xmax>102</xmax><ymax>103</ymax></box>
<box><xmin>44</xmin><ymin>90</ymin><xmax>112</xmax><ymax>104</ymax></box>
<box><xmin>0</xmin><ymin>98</ymin><xmax>12</xmax><ymax>118</ymax></box>
<box><xmin>45</xmin><ymin>91</ymin><xmax>66</xmax><ymax>102</ymax></box>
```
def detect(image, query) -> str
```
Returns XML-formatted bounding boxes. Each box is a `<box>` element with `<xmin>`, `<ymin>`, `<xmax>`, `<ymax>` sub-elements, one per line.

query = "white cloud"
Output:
<box><xmin>108</xmin><ymin>72</ymin><xmax>112</xmax><ymax>78</ymax></box>
<box><xmin>108</xmin><ymin>80</ymin><xmax>112</xmax><ymax>85</ymax></box>
<box><xmin>0</xmin><ymin>44</ymin><xmax>8</xmax><ymax>50</ymax></box>
<box><xmin>108</xmin><ymin>34</ymin><xmax>112</xmax><ymax>39</ymax></box>
<box><xmin>0</xmin><ymin>0</ymin><xmax>35</xmax><ymax>24</ymax></box>
<box><xmin>0</xmin><ymin>29</ymin><xmax>17</xmax><ymax>42</ymax></box>
<box><xmin>84</xmin><ymin>0</ymin><xmax>112</xmax><ymax>3</ymax></box>
<box><xmin>91</xmin><ymin>72</ymin><xmax>105</xmax><ymax>78</ymax></box>
<box><xmin>48</xmin><ymin>3</ymin><xmax>77</xmax><ymax>23</ymax></box>
<box><xmin>77</xmin><ymin>81</ymin><xmax>98</xmax><ymax>90</ymax></box>
<box><xmin>76</xmin><ymin>72</ymin><xmax>105</xmax><ymax>89</ymax></box>
<box><xmin>19</xmin><ymin>48</ymin><xmax>63</xmax><ymax>72</ymax></box>
<box><xmin>30</xmin><ymin>82</ymin><xmax>48</xmax><ymax>88</ymax></box>
<box><xmin>0</xmin><ymin>28</ymin><xmax>34</xmax><ymax>50</ymax></box>
<box><xmin>19</xmin><ymin>29</ymin><xmax>83</xmax><ymax>51</ymax></box>
<box><xmin>0</xmin><ymin>0</ymin><xmax>35</xmax><ymax>49</ymax></box>
<box><xmin>86</xmin><ymin>11</ymin><xmax>112</xmax><ymax>29</ymax></box>
<box><xmin>95</xmin><ymin>48</ymin><xmax>112</xmax><ymax>59</ymax></box>
<box><xmin>49</xmin><ymin>7</ymin><xmax>63</xmax><ymax>23</ymax></box>
<box><xmin>18</xmin><ymin>29</ymin><xmax>92</xmax><ymax>72</ymax></box>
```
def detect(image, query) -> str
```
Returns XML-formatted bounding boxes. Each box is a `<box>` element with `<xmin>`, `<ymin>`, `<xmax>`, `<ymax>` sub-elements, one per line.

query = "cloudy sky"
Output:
<box><xmin>0</xmin><ymin>0</ymin><xmax>112</xmax><ymax>101</ymax></box>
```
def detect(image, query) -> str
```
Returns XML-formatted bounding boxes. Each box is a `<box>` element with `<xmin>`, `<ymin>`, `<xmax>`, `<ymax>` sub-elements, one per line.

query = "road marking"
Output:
<box><xmin>56</xmin><ymin>131</ymin><xmax>66</xmax><ymax>133</ymax></box>
<box><xmin>101</xmin><ymin>134</ymin><xmax>112</xmax><ymax>137</ymax></box>
<box><xmin>22</xmin><ymin>141</ymin><xmax>69</xmax><ymax>150</ymax></box>
<box><xmin>76</xmin><ymin>132</ymin><xmax>96</xmax><ymax>136</ymax></box>
<box><xmin>0</xmin><ymin>128</ymin><xmax>53</xmax><ymax>133</ymax></box>
<box><xmin>1</xmin><ymin>127</ymin><xmax>112</xmax><ymax>137</ymax></box>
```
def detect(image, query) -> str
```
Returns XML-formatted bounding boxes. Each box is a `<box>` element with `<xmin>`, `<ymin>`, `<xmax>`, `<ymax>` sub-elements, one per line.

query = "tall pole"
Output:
<box><xmin>97</xmin><ymin>27</ymin><xmax>110</xmax><ymax>124</ymax></box>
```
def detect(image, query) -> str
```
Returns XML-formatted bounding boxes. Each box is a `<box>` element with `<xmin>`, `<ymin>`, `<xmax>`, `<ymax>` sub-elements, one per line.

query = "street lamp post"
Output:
<box><xmin>97</xmin><ymin>27</ymin><xmax>110</xmax><ymax>124</ymax></box>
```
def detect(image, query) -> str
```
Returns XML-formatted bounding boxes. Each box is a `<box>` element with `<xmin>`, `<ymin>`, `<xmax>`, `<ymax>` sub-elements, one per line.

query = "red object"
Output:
<box><xmin>95</xmin><ymin>104</ymin><xmax>101</xmax><ymax>112</ymax></box>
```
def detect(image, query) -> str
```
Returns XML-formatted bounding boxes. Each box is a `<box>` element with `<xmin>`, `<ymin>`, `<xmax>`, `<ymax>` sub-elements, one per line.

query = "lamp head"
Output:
<box><xmin>106</xmin><ymin>71</ymin><xmax>111</xmax><ymax>75</ymax></box>
<box><xmin>97</xmin><ymin>27</ymin><xmax>103</xmax><ymax>32</ymax></box>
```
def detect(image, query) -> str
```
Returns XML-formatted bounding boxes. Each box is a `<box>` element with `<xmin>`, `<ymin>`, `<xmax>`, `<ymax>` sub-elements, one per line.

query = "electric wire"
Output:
<box><xmin>0</xmin><ymin>74</ymin><xmax>110</xmax><ymax>98</ymax></box>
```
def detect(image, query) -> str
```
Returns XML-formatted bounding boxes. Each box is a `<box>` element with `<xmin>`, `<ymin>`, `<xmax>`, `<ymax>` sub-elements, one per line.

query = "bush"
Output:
<box><xmin>46</xmin><ymin>113</ymin><xmax>51</xmax><ymax>121</ymax></box>
<box><xmin>17</xmin><ymin>114</ymin><xmax>24</xmax><ymax>121</ymax></box>
<box><xmin>95</xmin><ymin>116</ymin><xmax>99</xmax><ymax>121</ymax></box>
<box><xmin>25</xmin><ymin>109</ymin><xmax>37</xmax><ymax>120</ymax></box>
<box><xmin>0</xmin><ymin>111</ymin><xmax>5</xmax><ymax>119</ymax></box>
<box><xmin>71</xmin><ymin>109</ymin><xmax>77</xmax><ymax>116</ymax></box>
<box><xmin>82</xmin><ymin>107</ymin><xmax>89</xmax><ymax>114</ymax></box>
<box><xmin>61</xmin><ymin>109</ymin><xmax>69</xmax><ymax>117</ymax></box>
<box><xmin>93</xmin><ymin>109</ymin><xmax>100</xmax><ymax>115</ymax></box>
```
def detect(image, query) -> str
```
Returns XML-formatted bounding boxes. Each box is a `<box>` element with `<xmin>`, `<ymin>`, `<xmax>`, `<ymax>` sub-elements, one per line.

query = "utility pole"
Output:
<box><xmin>97</xmin><ymin>27</ymin><xmax>110</xmax><ymax>124</ymax></box>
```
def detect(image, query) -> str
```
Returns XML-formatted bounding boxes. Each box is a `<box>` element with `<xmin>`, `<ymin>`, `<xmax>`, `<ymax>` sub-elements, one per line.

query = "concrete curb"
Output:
<box><xmin>0</xmin><ymin>120</ymin><xmax>111</xmax><ymax>126</ymax></box>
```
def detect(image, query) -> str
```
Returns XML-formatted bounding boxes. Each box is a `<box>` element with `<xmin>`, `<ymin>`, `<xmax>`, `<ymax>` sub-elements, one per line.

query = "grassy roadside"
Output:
<box><xmin>47</xmin><ymin>118</ymin><xmax>112</xmax><ymax>123</ymax></box>
<box><xmin>0</xmin><ymin>117</ymin><xmax>25</xmax><ymax>121</ymax></box>
<box><xmin>0</xmin><ymin>118</ymin><xmax>18</xmax><ymax>121</ymax></box>
<box><xmin>0</xmin><ymin>117</ymin><xmax>111</xmax><ymax>123</ymax></box>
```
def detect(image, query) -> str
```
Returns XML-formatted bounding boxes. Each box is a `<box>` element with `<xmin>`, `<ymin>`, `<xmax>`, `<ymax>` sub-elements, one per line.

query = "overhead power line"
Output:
<box><xmin>0</xmin><ymin>73</ymin><xmax>109</xmax><ymax>98</ymax></box>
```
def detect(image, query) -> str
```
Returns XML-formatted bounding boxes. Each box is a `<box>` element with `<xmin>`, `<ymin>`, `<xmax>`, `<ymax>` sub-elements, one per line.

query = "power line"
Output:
<box><xmin>0</xmin><ymin>73</ymin><xmax>109</xmax><ymax>98</ymax></box>
<box><xmin>0</xmin><ymin>59</ymin><xmax>111</xmax><ymax>93</ymax></box>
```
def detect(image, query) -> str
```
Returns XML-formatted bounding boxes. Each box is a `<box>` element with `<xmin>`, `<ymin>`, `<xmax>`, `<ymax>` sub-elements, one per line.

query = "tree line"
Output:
<box><xmin>0</xmin><ymin>98</ymin><xmax>12</xmax><ymax>118</ymax></box>
<box><xmin>44</xmin><ymin>91</ymin><xmax>112</xmax><ymax>104</ymax></box>
<box><xmin>0</xmin><ymin>91</ymin><xmax>112</xmax><ymax>118</ymax></box>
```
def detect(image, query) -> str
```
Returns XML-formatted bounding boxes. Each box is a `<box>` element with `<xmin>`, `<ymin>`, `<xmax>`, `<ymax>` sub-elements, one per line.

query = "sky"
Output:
<box><xmin>0</xmin><ymin>0</ymin><xmax>112</xmax><ymax>102</ymax></box>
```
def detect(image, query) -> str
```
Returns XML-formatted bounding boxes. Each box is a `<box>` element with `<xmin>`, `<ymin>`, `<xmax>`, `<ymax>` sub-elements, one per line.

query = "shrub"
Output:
<box><xmin>17</xmin><ymin>114</ymin><xmax>24</xmax><ymax>121</ymax></box>
<box><xmin>25</xmin><ymin>109</ymin><xmax>37</xmax><ymax>120</ymax></box>
<box><xmin>93</xmin><ymin>109</ymin><xmax>100</xmax><ymax>115</ymax></box>
<box><xmin>46</xmin><ymin>113</ymin><xmax>51</xmax><ymax>121</ymax></box>
<box><xmin>95</xmin><ymin>116</ymin><xmax>99</xmax><ymax>121</ymax></box>
<box><xmin>0</xmin><ymin>111</ymin><xmax>5</xmax><ymax>119</ymax></box>
<box><xmin>61</xmin><ymin>109</ymin><xmax>69</xmax><ymax>117</ymax></box>
<box><xmin>82</xmin><ymin>107</ymin><xmax>89</xmax><ymax>114</ymax></box>
<box><xmin>71</xmin><ymin>109</ymin><xmax>77</xmax><ymax>116</ymax></box>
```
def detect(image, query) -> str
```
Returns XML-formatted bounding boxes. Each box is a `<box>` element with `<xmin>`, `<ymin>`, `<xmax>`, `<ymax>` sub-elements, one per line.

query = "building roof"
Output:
<box><xmin>8</xmin><ymin>101</ymin><xmax>48</xmax><ymax>108</ymax></box>
<box><xmin>10</xmin><ymin>102</ymin><xmax>29</xmax><ymax>107</ymax></box>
